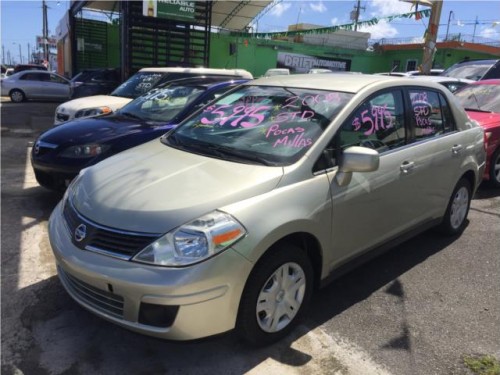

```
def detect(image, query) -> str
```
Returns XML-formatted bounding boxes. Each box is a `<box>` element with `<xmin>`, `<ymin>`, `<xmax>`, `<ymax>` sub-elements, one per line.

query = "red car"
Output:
<box><xmin>455</xmin><ymin>79</ymin><xmax>500</xmax><ymax>187</ymax></box>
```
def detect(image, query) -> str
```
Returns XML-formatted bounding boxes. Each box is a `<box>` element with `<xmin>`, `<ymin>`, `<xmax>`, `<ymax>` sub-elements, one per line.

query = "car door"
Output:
<box><xmin>325</xmin><ymin>88</ymin><xmax>432</xmax><ymax>265</ymax></box>
<box><xmin>44</xmin><ymin>73</ymin><xmax>71</xmax><ymax>99</ymax></box>
<box><xmin>403</xmin><ymin>87</ymin><xmax>465</xmax><ymax>217</ymax></box>
<box><xmin>18</xmin><ymin>72</ymin><xmax>44</xmax><ymax>98</ymax></box>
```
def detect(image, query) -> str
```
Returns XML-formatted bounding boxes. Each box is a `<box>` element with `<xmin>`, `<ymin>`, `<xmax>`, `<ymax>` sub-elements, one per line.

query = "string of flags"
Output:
<box><xmin>231</xmin><ymin>9</ymin><xmax>432</xmax><ymax>38</ymax></box>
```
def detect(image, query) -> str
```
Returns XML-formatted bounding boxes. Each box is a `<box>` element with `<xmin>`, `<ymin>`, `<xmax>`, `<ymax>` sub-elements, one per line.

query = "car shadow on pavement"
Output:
<box><xmin>4</xmin><ymin>220</ymin><xmax>462</xmax><ymax>375</ymax></box>
<box><xmin>2</xmin><ymin>130</ymin><xmax>490</xmax><ymax>374</ymax></box>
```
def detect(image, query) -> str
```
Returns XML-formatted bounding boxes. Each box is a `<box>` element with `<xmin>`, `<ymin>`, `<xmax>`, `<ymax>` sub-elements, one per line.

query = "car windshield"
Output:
<box><xmin>442</xmin><ymin>62</ymin><xmax>493</xmax><ymax>80</ymax></box>
<box><xmin>111</xmin><ymin>72</ymin><xmax>166</xmax><ymax>98</ymax></box>
<box><xmin>119</xmin><ymin>85</ymin><xmax>205</xmax><ymax>122</ymax></box>
<box><xmin>454</xmin><ymin>84</ymin><xmax>500</xmax><ymax>113</ymax></box>
<box><xmin>162</xmin><ymin>85</ymin><xmax>354</xmax><ymax>166</ymax></box>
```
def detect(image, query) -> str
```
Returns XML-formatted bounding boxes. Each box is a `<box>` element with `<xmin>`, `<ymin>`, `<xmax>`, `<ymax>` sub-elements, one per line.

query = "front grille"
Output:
<box><xmin>63</xmin><ymin>199</ymin><xmax>161</xmax><ymax>259</ymax></box>
<box><xmin>56</xmin><ymin>113</ymin><xmax>70</xmax><ymax>122</ymax></box>
<box><xmin>58</xmin><ymin>266</ymin><xmax>124</xmax><ymax>318</ymax></box>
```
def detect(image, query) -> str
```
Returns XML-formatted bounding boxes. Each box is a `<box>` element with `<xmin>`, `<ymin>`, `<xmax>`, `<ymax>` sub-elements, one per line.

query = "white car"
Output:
<box><xmin>53</xmin><ymin>67</ymin><xmax>253</xmax><ymax>125</ymax></box>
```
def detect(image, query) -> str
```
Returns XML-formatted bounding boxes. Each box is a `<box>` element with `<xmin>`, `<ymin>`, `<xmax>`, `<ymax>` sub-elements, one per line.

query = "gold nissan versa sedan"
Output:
<box><xmin>48</xmin><ymin>74</ymin><xmax>486</xmax><ymax>345</ymax></box>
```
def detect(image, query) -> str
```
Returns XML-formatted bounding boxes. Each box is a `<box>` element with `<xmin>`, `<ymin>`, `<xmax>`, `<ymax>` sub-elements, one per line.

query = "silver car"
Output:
<box><xmin>48</xmin><ymin>74</ymin><xmax>485</xmax><ymax>345</ymax></box>
<box><xmin>1</xmin><ymin>70</ymin><xmax>72</xmax><ymax>102</ymax></box>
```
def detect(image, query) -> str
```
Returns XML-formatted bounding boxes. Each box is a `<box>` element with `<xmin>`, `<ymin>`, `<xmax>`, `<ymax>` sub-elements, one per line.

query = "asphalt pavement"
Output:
<box><xmin>1</xmin><ymin>97</ymin><xmax>499</xmax><ymax>375</ymax></box>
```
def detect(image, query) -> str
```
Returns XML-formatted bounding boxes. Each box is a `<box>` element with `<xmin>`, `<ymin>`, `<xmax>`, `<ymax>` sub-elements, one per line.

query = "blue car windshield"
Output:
<box><xmin>163</xmin><ymin>85</ymin><xmax>354</xmax><ymax>166</ymax></box>
<box><xmin>119</xmin><ymin>85</ymin><xmax>205</xmax><ymax>122</ymax></box>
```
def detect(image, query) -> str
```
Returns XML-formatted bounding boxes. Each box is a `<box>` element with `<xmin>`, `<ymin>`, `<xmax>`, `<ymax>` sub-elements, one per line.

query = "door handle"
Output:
<box><xmin>400</xmin><ymin>161</ymin><xmax>415</xmax><ymax>174</ymax></box>
<box><xmin>452</xmin><ymin>144</ymin><xmax>463</xmax><ymax>154</ymax></box>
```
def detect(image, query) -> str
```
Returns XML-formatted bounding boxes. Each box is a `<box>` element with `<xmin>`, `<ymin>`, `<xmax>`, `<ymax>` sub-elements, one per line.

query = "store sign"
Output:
<box><xmin>76</xmin><ymin>38</ymin><xmax>103</xmax><ymax>52</ymax></box>
<box><xmin>277</xmin><ymin>52</ymin><xmax>351</xmax><ymax>73</ymax></box>
<box><xmin>143</xmin><ymin>0</ymin><xmax>195</xmax><ymax>20</ymax></box>
<box><xmin>36</xmin><ymin>35</ymin><xmax>57</xmax><ymax>50</ymax></box>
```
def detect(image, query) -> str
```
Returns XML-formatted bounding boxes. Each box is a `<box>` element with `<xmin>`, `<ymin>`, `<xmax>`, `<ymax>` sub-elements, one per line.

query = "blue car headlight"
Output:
<box><xmin>59</xmin><ymin>144</ymin><xmax>110</xmax><ymax>158</ymax></box>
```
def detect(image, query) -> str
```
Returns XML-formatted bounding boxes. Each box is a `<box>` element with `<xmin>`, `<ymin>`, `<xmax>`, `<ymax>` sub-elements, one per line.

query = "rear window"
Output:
<box><xmin>111</xmin><ymin>72</ymin><xmax>167</xmax><ymax>98</ymax></box>
<box><xmin>442</xmin><ymin>61</ymin><xmax>496</xmax><ymax>81</ymax></box>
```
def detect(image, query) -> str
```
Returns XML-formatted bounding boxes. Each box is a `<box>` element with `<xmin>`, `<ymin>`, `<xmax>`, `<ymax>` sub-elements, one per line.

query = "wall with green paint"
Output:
<box><xmin>209</xmin><ymin>34</ymin><xmax>499</xmax><ymax>76</ymax></box>
<box><xmin>209</xmin><ymin>34</ymin><xmax>381</xmax><ymax>76</ymax></box>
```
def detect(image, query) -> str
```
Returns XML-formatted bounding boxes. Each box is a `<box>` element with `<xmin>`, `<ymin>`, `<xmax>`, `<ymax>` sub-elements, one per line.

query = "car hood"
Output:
<box><xmin>58</xmin><ymin>95</ymin><xmax>132</xmax><ymax>113</ymax></box>
<box><xmin>466</xmin><ymin>111</ymin><xmax>500</xmax><ymax>130</ymax></box>
<box><xmin>39</xmin><ymin>114</ymin><xmax>171</xmax><ymax>145</ymax></box>
<box><xmin>71</xmin><ymin>140</ymin><xmax>284</xmax><ymax>234</ymax></box>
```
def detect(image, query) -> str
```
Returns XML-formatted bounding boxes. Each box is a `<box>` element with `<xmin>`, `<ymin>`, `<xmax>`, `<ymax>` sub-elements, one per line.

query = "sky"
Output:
<box><xmin>1</xmin><ymin>0</ymin><xmax>499</xmax><ymax>66</ymax></box>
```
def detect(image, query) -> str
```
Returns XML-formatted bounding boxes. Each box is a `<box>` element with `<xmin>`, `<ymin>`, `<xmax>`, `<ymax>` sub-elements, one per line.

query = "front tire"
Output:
<box><xmin>438</xmin><ymin>178</ymin><xmax>471</xmax><ymax>235</ymax></box>
<box><xmin>10</xmin><ymin>89</ymin><xmax>25</xmax><ymax>103</ymax></box>
<box><xmin>237</xmin><ymin>243</ymin><xmax>313</xmax><ymax>346</ymax></box>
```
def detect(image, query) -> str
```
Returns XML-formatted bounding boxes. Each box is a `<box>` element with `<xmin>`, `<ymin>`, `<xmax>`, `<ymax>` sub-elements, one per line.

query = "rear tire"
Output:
<box><xmin>438</xmin><ymin>178</ymin><xmax>471</xmax><ymax>235</ymax></box>
<box><xmin>489</xmin><ymin>148</ymin><xmax>500</xmax><ymax>188</ymax></box>
<box><xmin>236</xmin><ymin>243</ymin><xmax>313</xmax><ymax>346</ymax></box>
<box><xmin>10</xmin><ymin>89</ymin><xmax>25</xmax><ymax>103</ymax></box>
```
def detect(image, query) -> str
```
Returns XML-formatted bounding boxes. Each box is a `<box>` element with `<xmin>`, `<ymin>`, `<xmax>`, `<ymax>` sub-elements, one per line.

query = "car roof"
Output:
<box><xmin>138</xmin><ymin>67</ymin><xmax>253</xmax><ymax>78</ymax></box>
<box><xmin>158</xmin><ymin>76</ymin><xmax>247</xmax><ymax>89</ymax></box>
<box><xmin>408</xmin><ymin>75</ymin><xmax>474</xmax><ymax>83</ymax></box>
<box><xmin>247</xmin><ymin>73</ymin><xmax>444</xmax><ymax>93</ymax></box>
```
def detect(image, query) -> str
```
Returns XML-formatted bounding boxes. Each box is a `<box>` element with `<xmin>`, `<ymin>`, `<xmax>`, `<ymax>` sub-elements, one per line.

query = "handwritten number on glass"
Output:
<box><xmin>201</xmin><ymin>105</ymin><xmax>271</xmax><ymax>128</ymax></box>
<box><xmin>352</xmin><ymin>104</ymin><xmax>393</xmax><ymax>135</ymax></box>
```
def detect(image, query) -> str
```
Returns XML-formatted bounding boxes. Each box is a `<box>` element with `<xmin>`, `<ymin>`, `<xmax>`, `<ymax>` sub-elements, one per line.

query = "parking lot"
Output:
<box><xmin>1</xmin><ymin>98</ymin><xmax>499</xmax><ymax>375</ymax></box>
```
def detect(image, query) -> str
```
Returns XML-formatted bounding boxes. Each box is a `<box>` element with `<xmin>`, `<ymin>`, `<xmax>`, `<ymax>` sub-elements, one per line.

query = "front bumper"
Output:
<box><xmin>48</xmin><ymin>201</ymin><xmax>254</xmax><ymax>340</ymax></box>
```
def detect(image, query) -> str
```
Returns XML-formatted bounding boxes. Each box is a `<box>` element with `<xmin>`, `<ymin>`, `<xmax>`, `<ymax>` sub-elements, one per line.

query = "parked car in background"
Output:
<box><xmin>53</xmin><ymin>67</ymin><xmax>253</xmax><ymax>125</ymax></box>
<box><xmin>308</xmin><ymin>68</ymin><xmax>333</xmax><ymax>74</ymax></box>
<box><xmin>1</xmin><ymin>67</ymin><xmax>14</xmax><ymax>78</ymax></box>
<box><xmin>409</xmin><ymin>75</ymin><xmax>473</xmax><ymax>93</ymax></box>
<box><xmin>441</xmin><ymin>59</ymin><xmax>500</xmax><ymax>81</ymax></box>
<box><xmin>47</xmin><ymin>74</ymin><xmax>485</xmax><ymax>346</ymax></box>
<box><xmin>263</xmin><ymin>68</ymin><xmax>290</xmax><ymax>77</ymax></box>
<box><xmin>13</xmin><ymin>63</ymin><xmax>47</xmax><ymax>73</ymax></box>
<box><xmin>71</xmin><ymin>68</ymin><xmax>121</xmax><ymax>98</ymax></box>
<box><xmin>454</xmin><ymin>79</ymin><xmax>500</xmax><ymax>187</ymax></box>
<box><xmin>32</xmin><ymin>77</ymin><xmax>248</xmax><ymax>190</ymax></box>
<box><xmin>1</xmin><ymin>70</ymin><xmax>73</xmax><ymax>102</ymax></box>
<box><xmin>376</xmin><ymin>69</ymin><xmax>444</xmax><ymax>77</ymax></box>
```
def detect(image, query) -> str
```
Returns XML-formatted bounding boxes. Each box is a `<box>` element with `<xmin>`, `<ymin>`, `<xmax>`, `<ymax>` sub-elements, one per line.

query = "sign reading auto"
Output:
<box><xmin>143</xmin><ymin>0</ymin><xmax>195</xmax><ymax>20</ymax></box>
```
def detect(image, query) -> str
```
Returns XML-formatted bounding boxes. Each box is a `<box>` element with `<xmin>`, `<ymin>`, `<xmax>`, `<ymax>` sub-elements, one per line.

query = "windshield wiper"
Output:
<box><xmin>205</xmin><ymin>144</ymin><xmax>274</xmax><ymax>166</ymax></box>
<box><xmin>120</xmin><ymin>111</ymin><xmax>143</xmax><ymax>120</ymax></box>
<box><xmin>464</xmin><ymin>107</ymin><xmax>492</xmax><ymax>113</ymax></box>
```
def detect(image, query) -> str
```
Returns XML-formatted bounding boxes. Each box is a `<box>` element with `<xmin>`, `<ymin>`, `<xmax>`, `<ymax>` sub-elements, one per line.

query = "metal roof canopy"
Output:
<box><xmin>211</xmin><ymin>0</ymin><xmax>273</xmax><ymax>30</ymax></box>
<box><xmin>73</xmin><ymin>1</ymin><xmax>274</xmax><ymax>31</ymax></box>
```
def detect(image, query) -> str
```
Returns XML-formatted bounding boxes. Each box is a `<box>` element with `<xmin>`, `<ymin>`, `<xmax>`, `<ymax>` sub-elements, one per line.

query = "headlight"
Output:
<box><xmin>133</xmin><ymin>211</ymin><xmax>247</xmax><ymax>267</ymax></box>
<box><xmin>74</xmin><ymin>106</ymin><xmax>112</xmax><ymax>119</ymax></box>
<box><xmin>59</xmin><ymin>144</ymin><xmax>109</xmax><ymax>158</ymax></box>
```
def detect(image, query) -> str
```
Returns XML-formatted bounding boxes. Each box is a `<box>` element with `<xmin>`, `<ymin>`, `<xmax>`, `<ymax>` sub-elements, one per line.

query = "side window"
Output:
<box><xmin>439</xmin><ymin>93</ymin><xmax>456</xmax><ymax>133</ymax></box>
<box><xmin>20</xmin><ymin>73</ymin><xmax>40</xmax><ymax>81</ymax></box>
<box><xmin>49</xmin><ymin>74</ymin><xmax>66</xmax><ymax>84</ymax></box>
<box><xmin>409</xmin><ymin>90</ymin><xmax>447</xmax><ymax>140</ymax></box>
<box><xmin>338</xmin><ymin>90</ymin><xmax>406</xmax><ymax>153</ymax></box>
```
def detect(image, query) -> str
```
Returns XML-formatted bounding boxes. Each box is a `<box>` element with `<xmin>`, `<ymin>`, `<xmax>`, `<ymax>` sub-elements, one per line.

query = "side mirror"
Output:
<box><xmin>335</xmin><ymin>146</ymin><xmax>380</xmax><ymax>186</ymax></box>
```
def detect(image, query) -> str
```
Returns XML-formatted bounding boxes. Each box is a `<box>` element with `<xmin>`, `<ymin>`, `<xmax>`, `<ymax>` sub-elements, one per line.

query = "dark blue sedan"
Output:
<box><xmin>31</xmin><ymin>77</ymin><xmax>248</xmax><ymax>190</ymax></box>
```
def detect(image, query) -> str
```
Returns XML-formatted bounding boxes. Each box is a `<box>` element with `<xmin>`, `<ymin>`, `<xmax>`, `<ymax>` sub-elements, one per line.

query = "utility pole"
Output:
<box><xmin>2</xmin><ymin>45</ymin><xmax>4</xmax><ymax>65</ymax></box>
<box><xmin>42</xmin><ymin>0</ymin><xmax>49</xmax><ymax>65</ymax></box>
<box><xmin>420</xmin><ymin>0</ymin><xmax>442</xmax><ymax>74</ymax></box>
<box><xmin>18</xmin><ymin>43</ymin><xmax>22</xmax><ymax>64</ymax></box>
<box><xmin>472</xmin><ymin>16</ymin><xmax>478</xmax><ymax>42</ymax></box>
<box><xmin>352</xmin><ymin>0</ymin><xmax>365</xmax><ymax>31</ymax></box>
<box><xmin>28</xmin><ymin>43</ymin><xmax>31</xmax><ymax>64</ymax></box>
<box><xmin>445</xmin><ymin>10</ymin><xmax>454</xmax><ymax>41</ymax></box>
